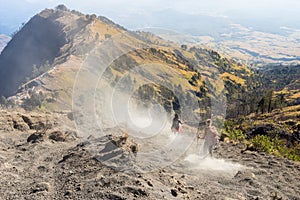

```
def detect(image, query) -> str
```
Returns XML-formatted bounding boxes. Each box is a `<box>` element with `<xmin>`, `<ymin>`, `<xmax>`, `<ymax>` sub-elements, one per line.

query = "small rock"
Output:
<box><xmin>186</xmin><ymin>186</ymin><xmax>194</xmax><ymax>190</ymax></box>
<box><xmin>223</xmin><ymin>137</ymin><xmax>231</xmax><ymax>143</ymax></box>
<box><xmin>268</xmin><ymin>160</ymin><xmax>279</xmax><ymax>166</ymax></box>
<box><xmin>64</xmin><ymin>190</ymin><xmax>72</xmax><ymax>196</ymax></box>
<box><xmin>177</xmin><ymin>180</ymin><xmax>185</xmax><ymax>186</ymax></box>
<box><xmin>30</xmin><ymin>182</ymin><xmax>51</xmax><ymax>194</ymax></box>
<box><xmin>171</xmin><ymin>189</ymin><xmax>178</xmax><ymax>197</ymax></box>
<box><xmin>125</xmin><ymin>187</ymin><xmax>147</xmax><ymax>196</ymax></box>
<box><xmin>58</xmin><ymin>153</ymin><xmax>74</xmax><ymax>163</ymax></box>
<box><xmin>12</xmin><ymin>119</ymin><xmax>29</xmax><ymax>131</ymax></box>
<box><xmin>48</xmin><ymin>131</ymin><xmax>66</xmax><ymax>142</ymax></box>
<box><xmin>37</xmin><ymin>165</ymin><xmax>47</xmax><ymax>172</ymax></box>
<box><xmin>147</xmin><ymin>181</ymin><xmax>153</xmax><ymax>187</ymax></box>
<box><xmin>75</xmin><ymin>184</ymin><xmax>83</xmax><ymax>191</ymax></box>
<box><xmin>242</xmin><ymin>150</ymin><xmax>257</xmax><ymax>156</ymax></box>
<box><xmin>270</xmin><ymin>191</ymin><xmax>282</xmax><ymax>200</ymax></box>
<box><xmin>77</xmin><ymin>141</ymin><xmax>91</xmax><ymax>147</ymax></box>
<box><xmin>27</xmin><ymin>132</ymin><xmax>44</xmax><ymax>143</ymax></box>
<box><xmin>178</xmin><ymin>187</ymin><xmax>187</xmax><ymax>194</ymax></box>
<box><xmin>234</xmin><ymin>171</ymin><xmax>256</xmax><ymax>181</ymax></box>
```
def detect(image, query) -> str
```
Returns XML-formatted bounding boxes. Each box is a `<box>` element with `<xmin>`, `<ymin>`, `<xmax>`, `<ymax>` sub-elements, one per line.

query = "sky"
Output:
<box><xmin>0</xmin><ymin>0</ymin><xmax>300</xmax><ymax>35</ymax></box>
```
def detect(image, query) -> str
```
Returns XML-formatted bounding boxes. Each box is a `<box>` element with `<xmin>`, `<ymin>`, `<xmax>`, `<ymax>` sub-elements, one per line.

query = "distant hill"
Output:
<box><xmin>146</xmin><ymin>11</ymin><xmax>300</xmax><ymax>66</ymax></box>
<box><xmin>0</xmin><ymin>34</ymin><xmax>10</xmax><ymax>53</ymax></box>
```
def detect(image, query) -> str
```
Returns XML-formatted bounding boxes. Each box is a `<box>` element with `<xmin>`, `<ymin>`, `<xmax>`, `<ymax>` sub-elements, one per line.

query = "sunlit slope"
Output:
<box><xmin>0</xmin><ymin>6</ymin><xmax>256</xmax><ymax>120</ymax></box>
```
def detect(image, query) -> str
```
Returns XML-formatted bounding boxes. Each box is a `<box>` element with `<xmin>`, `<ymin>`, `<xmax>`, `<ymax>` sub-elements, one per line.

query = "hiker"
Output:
<box><xmin>171</xmin><ymin>113</ymin><xmax>182</xmax><ymax>134</ymax></box>
<box><xmin>200</xmin><ymin>119</ymin><xmax>219</xmax><ymax>157</ymax></box>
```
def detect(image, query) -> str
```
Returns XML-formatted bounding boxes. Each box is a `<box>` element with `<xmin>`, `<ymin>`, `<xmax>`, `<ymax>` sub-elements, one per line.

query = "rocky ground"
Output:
<box><xmin>0</xmin><ymin>110</ymin><xmax>300</xmax><ymax>200</ymax></box>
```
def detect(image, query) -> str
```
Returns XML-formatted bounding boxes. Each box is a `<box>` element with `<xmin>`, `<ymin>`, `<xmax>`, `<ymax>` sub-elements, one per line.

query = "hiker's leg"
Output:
<box><xmin>208</xmin><ymin>145</ymin><xmax>213</xmax><ymax>157</ymax></box>
<box><xmin>202</xmin><ymin>141</ymin><xmax>208</xmax><ymax>155</ymax></box>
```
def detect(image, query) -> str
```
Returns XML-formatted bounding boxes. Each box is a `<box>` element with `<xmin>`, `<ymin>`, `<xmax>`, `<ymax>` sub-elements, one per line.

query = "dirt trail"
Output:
<box><xmin>0</xmin><ymin>112</ymin><xmax>299</xmax><ymax>199</ymax></box>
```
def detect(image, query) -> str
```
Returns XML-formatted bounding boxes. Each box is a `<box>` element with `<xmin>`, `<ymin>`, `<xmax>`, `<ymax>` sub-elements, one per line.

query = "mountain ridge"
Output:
<box><xmin>0</xmin><ymin>6</ymin><xmax>128</xmax><ymax>98</ymax></box>
<box><xmin>0</xmin><ymin>5</ymin><xmax>254</xmax><ymax>121</ymax></box>
<box><xmin>0</xmin><ymin>5</ymin><xmax>298</xmax><ymax>124</ymax></box>
<box><xmin>0</xmin><ymin>5</ymin><xmax>300</xmax><ymax>200</ymax></box>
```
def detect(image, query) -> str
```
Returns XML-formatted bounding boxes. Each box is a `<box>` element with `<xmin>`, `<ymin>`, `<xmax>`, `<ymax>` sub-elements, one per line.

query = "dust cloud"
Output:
<box><xmin>93</xmin><ymin>81</ymin><xmax>243</xmax><ymax>173</ymax></box>
<box><xmin>185</xmin><ymin>154</ymin><xmax>245</xmax><ymax>172</ymax></box>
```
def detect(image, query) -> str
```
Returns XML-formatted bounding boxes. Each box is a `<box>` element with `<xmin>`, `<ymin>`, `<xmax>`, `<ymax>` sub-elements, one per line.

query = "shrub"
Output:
<box><xmin>285</xmin><ymin>149</ymin><xmax>300</xmax><ymax>161</ymax></box>
<box><xmin>228</xmin><ymin>129</ymin><xmax>246</xmax><ymax>142</ymax></box>
<box><xmin>22</xmin><ymin>91</ymin><xmax>45</xmax><ymax>111</ymax></box>
<box><xmin>223</xmin><ymin>120</ymin><xmax>246</xmax><ymax>142</ymax></box>
<box><xmin>250</xmin><ymin>135</ymin><xmax>300</xmax><ymax>161</ymax></box>
<box><xmin>251</xmin><ymin>135</ymin><xmax>275</xmax><ymax>153</ymax></box>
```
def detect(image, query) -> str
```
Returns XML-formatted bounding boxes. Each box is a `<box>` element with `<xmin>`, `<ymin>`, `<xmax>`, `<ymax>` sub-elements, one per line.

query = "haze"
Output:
<box><xmin>1</xmin><ymin>0</ymin><xmax>300</xmax><ymax>35</ymax></box>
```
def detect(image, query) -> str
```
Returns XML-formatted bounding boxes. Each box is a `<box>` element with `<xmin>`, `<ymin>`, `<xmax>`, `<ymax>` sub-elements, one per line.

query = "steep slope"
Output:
<box><xmin>0</xmin><ymin>5</ymin><xmax>300</xmax><ymax>200</ymax></box>
<box><xmin>0</xmin><ymin>6</ymin><xmax>255</xmax><ymax>130</ymax></box>
<box><xmin>0</xmin><ymin>9</ymin><xmax>67</xmax><ymax>97</ymax></box>
<box><xmin>0</xmin><ymin>6</ymin><xmax>256</xmax><ymax>123</ymax></box>
<box><xmin>0</xmin><ymin>109</ymin><xmax>299</xmax><ymax>199</ymax></box>
<box><xmin>0</xmin><ymin>6</ymin><xmax>125</xmax><ymax>98</ymax></box>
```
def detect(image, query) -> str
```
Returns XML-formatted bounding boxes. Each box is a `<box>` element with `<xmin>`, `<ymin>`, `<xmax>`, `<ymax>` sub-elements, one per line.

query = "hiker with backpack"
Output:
<box><xmin>200</xmin><ymin>119</ymin><xmax>219</xmax><ymax>157</ymax></box>
<box><xmin>171</xmin><ymin>113</ymin><xmax>182</xmax><ymax>134</ymax></box>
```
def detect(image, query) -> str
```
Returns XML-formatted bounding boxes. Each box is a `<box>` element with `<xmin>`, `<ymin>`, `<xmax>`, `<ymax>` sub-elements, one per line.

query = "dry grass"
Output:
<box><xmin>291</xmin><ymin>92</ymin><xmax>300</xmax><ymax>99</ymax></box>
<box><xmin>222</xmin><ymin>72</ymin><xmax>246</xmax><ymax>86</ymax></box>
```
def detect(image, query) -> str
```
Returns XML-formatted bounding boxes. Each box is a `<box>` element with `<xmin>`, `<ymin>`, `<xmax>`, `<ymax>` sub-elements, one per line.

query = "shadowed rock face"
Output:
<box><xmin>0</xmin><ymin>10</ymin><xmax>66</xmax><ymax>97</ymax></box>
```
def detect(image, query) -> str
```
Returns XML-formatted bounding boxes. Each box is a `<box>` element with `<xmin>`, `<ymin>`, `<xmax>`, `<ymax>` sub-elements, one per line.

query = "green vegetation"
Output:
<box><xmin>223</xmin><ymin>120</ymin><xmax>246</xmax><ymax>142</ymax></box>
<box><xmin>251</xmin><ymin>135</ymin><xmax>277</xmax><ymax>153</ymax></box>
<box><xmin>223</xmin><ymin>118</ymin><xmax>300</xmax><ymax>161</ymax></box>
<box><xmin>230</xmin><ymin>65</ymin><xmax>300</xmax><ymax>119</ymax></box>
<box><xmin>227</xmin><ymin>129</ymin><xmax>246</xmax><ymax>143</ymax></box>
<box><xmin>4</xmin><ymin>10</ymin><xmax>300</xmax><ymax>163</ymax></box>
<box><xmin>0</xmin><ymin>96</ymin><xmax>15</xmax><ymax>108</ymax></box>
<box><xmin>251</xmin><ymin>135</ymin><xmax>300</xmax><ymax>161</ymax></box>
<box><xmin>22</xmin><ymin>91</ymin><xmax>45</xmax><ymax>111</ymax></box>
<box><xmin>20</xmin><ymin>90</ymin><xmax>59</xmax><ymax>111</ymax></box>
